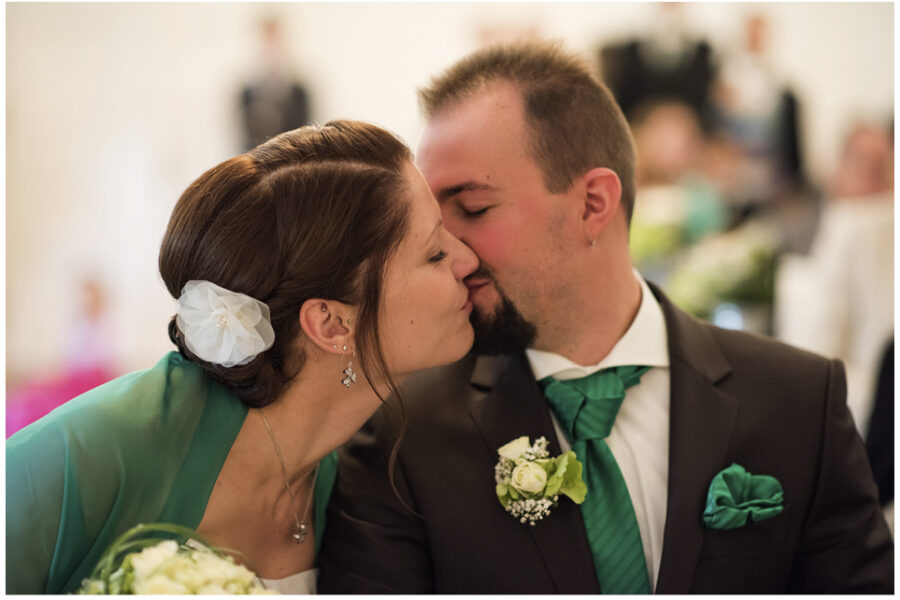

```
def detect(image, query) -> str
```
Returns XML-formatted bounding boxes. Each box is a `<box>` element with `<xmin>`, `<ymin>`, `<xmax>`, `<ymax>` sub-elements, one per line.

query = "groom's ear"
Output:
<box><xmin>298</xmin><ymin>298</ymin><xmax>356</xmax><ymax>354</ymax></box>
<box><xmin>580</xmin><ymin>167</ymin><xmax>623</xmax><ymax>235</ymax></box>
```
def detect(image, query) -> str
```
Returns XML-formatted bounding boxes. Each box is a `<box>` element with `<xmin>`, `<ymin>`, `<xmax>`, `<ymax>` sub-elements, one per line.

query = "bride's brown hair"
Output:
<box><xmin>158</xmin><ymin>120</ymin><xmax>412</xmax><ymax>409</ymax></box>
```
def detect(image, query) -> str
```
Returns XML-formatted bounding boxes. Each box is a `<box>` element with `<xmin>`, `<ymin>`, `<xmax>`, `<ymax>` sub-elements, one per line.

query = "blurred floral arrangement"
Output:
<box><xmin>629</xmin><ymin>180</ymin><xmax>777</xmax><ymax>329</ymax></box>
<box><xmin>629</xmin><ymin>181</ymin><xmax>728</xmax><ymax>269</ymax></box>
<box><xmin>663</xmin><ymin>223</ymin><xmax>778</xmax><ymax>320</ymax></box>
<box><xmin>77</xmin><ymin>523</ymin><xmax>274</xmax><ymax>595</ymax></box>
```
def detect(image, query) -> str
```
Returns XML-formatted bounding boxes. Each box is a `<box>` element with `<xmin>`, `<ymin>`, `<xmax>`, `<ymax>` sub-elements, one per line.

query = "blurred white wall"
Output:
<box><xmin>7</xmin><ymin>2</ymin><xmax>893</xmax><ymax>377</ymax></box>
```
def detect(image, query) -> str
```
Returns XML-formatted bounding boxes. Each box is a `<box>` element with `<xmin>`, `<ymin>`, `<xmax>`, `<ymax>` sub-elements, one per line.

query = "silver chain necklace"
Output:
<box><xmin>255</xmin><ymin>408</ymin><xmax>319</xmax><ymax>544</ymax></box>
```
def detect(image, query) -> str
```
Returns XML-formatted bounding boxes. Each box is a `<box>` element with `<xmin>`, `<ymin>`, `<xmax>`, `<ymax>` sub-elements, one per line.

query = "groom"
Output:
<box><xmin>318</xmin><ymin>42</ymin><xmax>893</xmax><ymax>593</ymax></box>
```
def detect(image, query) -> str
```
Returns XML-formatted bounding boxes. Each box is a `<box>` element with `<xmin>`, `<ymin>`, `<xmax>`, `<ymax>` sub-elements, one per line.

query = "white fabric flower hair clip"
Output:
<box><xmin>175</xmin><ymin>280</ymin><xmax>275</xmax><ymax>368</ymax></box>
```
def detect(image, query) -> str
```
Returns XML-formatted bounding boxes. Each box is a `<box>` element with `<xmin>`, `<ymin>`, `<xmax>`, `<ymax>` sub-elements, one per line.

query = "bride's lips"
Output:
<box><xmin>465</xmin><ymin>278</ymin><xmax>491</xmax><ymax>303</ymax></box>
<box><xmin>458</xmin><ymin>287</ymin><xmax>474</xmax><ymax>312</ymax></box>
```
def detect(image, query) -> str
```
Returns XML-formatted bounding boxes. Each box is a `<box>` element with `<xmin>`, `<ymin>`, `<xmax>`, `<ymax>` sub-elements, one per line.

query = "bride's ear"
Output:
<box><xmin>298</xmin><ymin>298</ymin><xmax>357</xmax><ymax>355</ymax></box>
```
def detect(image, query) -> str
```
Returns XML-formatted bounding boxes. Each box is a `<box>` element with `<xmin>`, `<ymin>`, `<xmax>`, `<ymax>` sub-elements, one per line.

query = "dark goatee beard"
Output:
<box><xmin>468</xmin><ymin>272</ymin><xmax>537</xmax><ymax>356</ymax></box>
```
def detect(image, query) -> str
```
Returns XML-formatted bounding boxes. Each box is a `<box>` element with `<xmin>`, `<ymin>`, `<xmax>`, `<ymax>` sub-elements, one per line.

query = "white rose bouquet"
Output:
<box><xmin>77</xmin><ymin>523</ymin><xmax>275</xmax><ymax>594</ymax></box>
<box><xmin>494</xmin><ymin>436</ymin><xmax>587</xmax><ymax>526</ymax></box>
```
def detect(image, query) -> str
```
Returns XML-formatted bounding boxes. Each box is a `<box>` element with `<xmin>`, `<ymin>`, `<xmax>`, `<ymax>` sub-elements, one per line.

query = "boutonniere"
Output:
<box><xmin>494</xmin><ymin>436</ymin><xmax>587</xmax><ymax>526</ymax></box>
<box><xmin>703</xmin><ymin>463</ymin><xmax>784</xmax><ymax>530</ymax></box>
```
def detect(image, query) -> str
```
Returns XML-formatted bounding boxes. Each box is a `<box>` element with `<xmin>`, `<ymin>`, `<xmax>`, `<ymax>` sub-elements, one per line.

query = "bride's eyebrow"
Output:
<box><xmin>436</xmin><ymin>181</ymin><xmax>497</xmax><ymax>202</ymax></box>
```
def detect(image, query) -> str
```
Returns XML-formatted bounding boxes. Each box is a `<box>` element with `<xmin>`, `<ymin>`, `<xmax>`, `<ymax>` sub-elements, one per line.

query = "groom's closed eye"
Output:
<box><xmin>461</xmin><ymin>206</ymin><xmax>491</xmax><ymax>218</ymax></box>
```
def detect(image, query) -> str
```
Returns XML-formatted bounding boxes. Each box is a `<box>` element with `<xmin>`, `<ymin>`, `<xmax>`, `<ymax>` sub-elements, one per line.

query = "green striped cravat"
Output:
<box><xmin>541</xmin><ymin>365</ymin><xmax>652</xmax><ymax>594</ymax></box>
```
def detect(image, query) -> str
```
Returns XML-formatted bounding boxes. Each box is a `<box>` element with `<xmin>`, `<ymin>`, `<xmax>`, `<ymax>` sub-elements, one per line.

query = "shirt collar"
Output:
<box><xmin>525</xmin><ymin>271</ymin><xmax>669</xmax><ymax>382</ymax></box>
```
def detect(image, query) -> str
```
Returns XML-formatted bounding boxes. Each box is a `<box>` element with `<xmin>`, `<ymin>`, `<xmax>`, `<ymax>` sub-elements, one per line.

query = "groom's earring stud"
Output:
<box><xmin>321</xmin><ymin>304</ymin><xmax>327</xmax><ymax>312</ymax></box>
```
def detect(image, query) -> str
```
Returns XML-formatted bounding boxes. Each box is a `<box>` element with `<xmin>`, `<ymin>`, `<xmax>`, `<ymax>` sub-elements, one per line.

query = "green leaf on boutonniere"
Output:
<box><xmin>545</xmin><ymin>451</ymin><xmax>587</xmax><ymax>504</ymax></box>
<box><xmin>496</xmin><ymin>481</ymin><xmax>510</xmax><ymax>506</ymax></box>
<box><xmin>558</xmin><ymin>451</ymin><xmax>587</xmax><ymax>503</ymax></box>
<box><xmin>544</xmin><ymin>454</ymin><xmax>567</xmax><ymax>497</ymax></box>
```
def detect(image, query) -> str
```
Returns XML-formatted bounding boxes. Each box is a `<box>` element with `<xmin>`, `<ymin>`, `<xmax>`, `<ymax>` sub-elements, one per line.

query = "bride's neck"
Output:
<box><xmin>246</xmin><ymin>354</ymin><xmax>389</xmax><ymax>483</ymax></box>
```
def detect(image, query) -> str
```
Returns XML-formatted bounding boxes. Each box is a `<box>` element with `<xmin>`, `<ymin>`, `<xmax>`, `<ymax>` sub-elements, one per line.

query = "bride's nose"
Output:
<box><xmin>449</xmin><ymin>235</ymin><xmax>479</xmax><ymax>281</ymax></box>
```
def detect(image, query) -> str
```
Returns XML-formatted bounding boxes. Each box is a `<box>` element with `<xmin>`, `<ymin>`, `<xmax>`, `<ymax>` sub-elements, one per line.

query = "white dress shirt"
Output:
<box><xmin>525</xmin><ymin>273</ymin><xmax>670</xmax><ymax>591</ymax></box>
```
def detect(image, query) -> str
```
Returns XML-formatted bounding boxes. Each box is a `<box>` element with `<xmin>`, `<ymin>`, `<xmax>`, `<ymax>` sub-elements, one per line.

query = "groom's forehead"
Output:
<box><xmin>418</xmin><ymin>110</ymin><xmax>530</xmax><ymax>190</ymax></box>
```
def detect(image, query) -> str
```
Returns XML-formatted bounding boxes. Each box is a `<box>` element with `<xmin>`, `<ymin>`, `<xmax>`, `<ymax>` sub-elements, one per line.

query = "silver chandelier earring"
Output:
<box><xmin>341</xmin><ymin>349</ymin><xmax>357</xmax><ymax>388</ymax></box>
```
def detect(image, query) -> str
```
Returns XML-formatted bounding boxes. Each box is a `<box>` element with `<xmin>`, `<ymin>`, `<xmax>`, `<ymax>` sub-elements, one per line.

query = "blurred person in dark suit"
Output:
<box><xmin>319</xmin><ymin>41</ymin><xmax>892</xmax><ymax>594</ymax></box>
<box><xmin>600</xmin><ymin>4</ymin><xmax>717</xmax><ymax>130</ymax></box>
<box><xmin>709</xmin><ymin>13</ymin><xmax>805</xmax><ymax>213</ymax></box>
<box><xmin>239</xmin><ymin>17</ymin><xmax>312</xmax><ymax>150</ymax></box>
<box><xmin>866</xmin><ymin>340</ymin><xmax>893</xmax><ymax>517</ymax></box>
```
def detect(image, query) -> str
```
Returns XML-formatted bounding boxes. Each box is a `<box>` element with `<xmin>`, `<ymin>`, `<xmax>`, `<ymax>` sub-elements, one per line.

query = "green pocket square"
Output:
<box><xmin>703</xmin><ymin>463</ymin><xmax>784</xmax><ymax>530</ymax></box>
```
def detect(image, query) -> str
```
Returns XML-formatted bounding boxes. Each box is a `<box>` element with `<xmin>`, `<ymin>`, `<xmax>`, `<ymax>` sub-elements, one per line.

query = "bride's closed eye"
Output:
<box><xmin>429</xmin><ymin>250</ymin><xmax>448</xmax><ymax>264</ymax></box>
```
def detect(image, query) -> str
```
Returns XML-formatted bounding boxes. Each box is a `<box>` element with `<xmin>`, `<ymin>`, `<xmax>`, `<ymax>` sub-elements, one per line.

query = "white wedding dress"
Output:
<box><xmin>187</xmin><ymin>538</ymin><xmax>318</xmax><ymax>594</ymax></box>
<box><xmin>259</xmin><ymin>568</ymin><xmax>318</xmax><ymax>594</ymax></box>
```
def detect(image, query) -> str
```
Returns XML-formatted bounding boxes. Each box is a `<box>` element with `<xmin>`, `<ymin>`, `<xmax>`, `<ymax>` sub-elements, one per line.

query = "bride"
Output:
<box><xmin>6</xmin><ymin>120</ymin><xmax>478</xmax><ymax>594</ymax></box>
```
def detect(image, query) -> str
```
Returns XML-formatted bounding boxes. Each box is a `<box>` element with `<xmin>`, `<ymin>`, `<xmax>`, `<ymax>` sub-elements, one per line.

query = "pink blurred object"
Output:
<box><xmin>6</xmin><ymin>367</ymin><xmax>116</xmax><ymax>437</ymax></box>
<box><xmin>7</xmin><ymin>277</ymin><xmax>118</xmax><ymax>437</ymax></box>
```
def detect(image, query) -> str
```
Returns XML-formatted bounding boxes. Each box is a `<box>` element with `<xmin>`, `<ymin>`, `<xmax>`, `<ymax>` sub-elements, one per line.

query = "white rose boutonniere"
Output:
<box><xmin>494</xmin><ymin>436</ymin><xmax>588</xmax><ymax>526</ymax></box>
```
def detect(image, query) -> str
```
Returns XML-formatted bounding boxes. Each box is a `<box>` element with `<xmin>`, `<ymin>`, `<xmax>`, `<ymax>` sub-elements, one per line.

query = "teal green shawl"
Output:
<box><xmin>6</xmin><ymin>352</ymin><xmax>338</xmax><ymax>594</ymax></box>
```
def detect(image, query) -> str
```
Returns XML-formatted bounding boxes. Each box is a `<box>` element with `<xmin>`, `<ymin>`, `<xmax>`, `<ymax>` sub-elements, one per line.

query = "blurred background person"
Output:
<box><xmin>775</xmin><ymin>121</ymin><xmax>893</xmax><ymax>515</ymax></box>
<box><xmin>776</xmin><ymin>121</ymin><xmax>893</xmax><ymax>430</ymax></box>
<box><xmin>239</xmin><ymin>15</ymin><xmax>313</xmax><ymax>150</ymax></box>
<box><xmin>708</xmin><ymin>12</ymin><xmax>805</xmax><ymax>216</ymax></box>
<box><xmin>628</xmin><ymin>100</ymin><xmax>727</xmax><ymax>283</ymax></box>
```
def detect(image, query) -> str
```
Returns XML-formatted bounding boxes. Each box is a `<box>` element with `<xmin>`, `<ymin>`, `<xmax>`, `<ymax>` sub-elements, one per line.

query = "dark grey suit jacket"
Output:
<box><xmin>318</xmin><ymin>285</ymin><xmax>893</xmax><ymax>593</ymax></box>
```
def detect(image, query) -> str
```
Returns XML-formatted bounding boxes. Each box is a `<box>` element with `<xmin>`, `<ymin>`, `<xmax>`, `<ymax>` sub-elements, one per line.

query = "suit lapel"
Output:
<box><xmin>650</xmin><ymin>284</ymin><xmax>740</xmax><ymax>593</ymax></box>
<box><xmin>467</xmin><ymin>353</ymin><xmax>601</xmax><ymax>593</ymax></box>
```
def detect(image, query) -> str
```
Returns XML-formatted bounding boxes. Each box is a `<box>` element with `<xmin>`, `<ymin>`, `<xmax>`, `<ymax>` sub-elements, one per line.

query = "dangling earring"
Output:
<box><xmin>341</xmin><ymin>349</ymin><xmax>357</xmax><ymax>388</ymax></box>
<box><xmin>589</xmin><ymin>235</ymin><xmax>595</xmax><ymax>247</ymax></box>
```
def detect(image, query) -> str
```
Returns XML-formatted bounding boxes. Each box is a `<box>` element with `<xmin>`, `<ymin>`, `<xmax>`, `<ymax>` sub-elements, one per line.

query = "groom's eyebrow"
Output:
<box><xmin>436</xmin><ymin>181</ymin><xmax>498</xmax><ymax>202</ymax></box>
<box><xmin>426</xmin><ymin>220</ymin><xmax>442</xmax><ymax>243</ymax></box>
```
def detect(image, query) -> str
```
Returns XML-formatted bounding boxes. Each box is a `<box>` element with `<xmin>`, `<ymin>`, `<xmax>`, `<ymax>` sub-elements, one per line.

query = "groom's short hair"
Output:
<box><xmin>419</xmin><ymin>40</ymin><xmax>637</xmax><ymax>223</ymax></box>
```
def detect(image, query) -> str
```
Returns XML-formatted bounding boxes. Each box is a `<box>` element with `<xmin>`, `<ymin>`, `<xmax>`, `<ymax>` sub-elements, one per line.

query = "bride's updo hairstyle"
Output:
<box><xmin>159</xmin><ymin>120</ymin><xmax>412</xmax><ymax>407</ymax></box>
